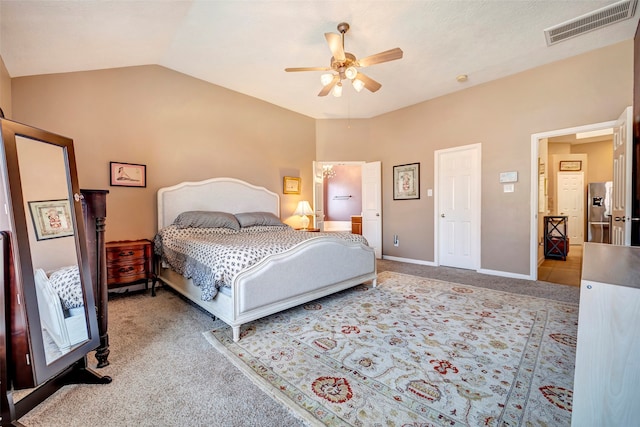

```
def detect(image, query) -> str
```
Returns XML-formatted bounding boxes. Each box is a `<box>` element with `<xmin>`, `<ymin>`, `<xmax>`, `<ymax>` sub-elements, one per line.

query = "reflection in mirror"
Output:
<box><xmin>15</xmin><ymin>136</ymin><xmax>89</xmax><ymax>365</ymax></box>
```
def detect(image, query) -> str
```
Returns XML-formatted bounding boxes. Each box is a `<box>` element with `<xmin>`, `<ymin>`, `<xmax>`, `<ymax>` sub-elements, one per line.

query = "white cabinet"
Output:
<box><xmin>572</xmin><ymin>243</ymin><xmax>640</xmax><ymax>426</ymax></box>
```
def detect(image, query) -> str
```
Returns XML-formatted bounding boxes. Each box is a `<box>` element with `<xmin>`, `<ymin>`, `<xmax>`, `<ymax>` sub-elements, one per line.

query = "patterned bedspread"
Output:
<box><xmin>154</xmin><ymin>225</ymin><xmax>369</xmax><ymax>300</ymax></box>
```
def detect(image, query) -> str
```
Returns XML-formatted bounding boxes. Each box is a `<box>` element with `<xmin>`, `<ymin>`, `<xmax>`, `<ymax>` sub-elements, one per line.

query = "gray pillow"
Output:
<box><xmin>173</xmin><ymin>211</ymin><xmax>240</xmax><ymax>230</ymax></box>
<box><xmin>235</xmin><ymin>211</ymin><xmax>283</xmax><ymax>228</ymax></box>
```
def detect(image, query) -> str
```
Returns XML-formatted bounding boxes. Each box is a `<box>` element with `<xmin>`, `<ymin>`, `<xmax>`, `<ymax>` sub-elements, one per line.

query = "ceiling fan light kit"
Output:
<box><xmin>332</xmin><ymin>82</ymin><xmax>343</xmax><ymax>97</ymax></box>
<box><xmin>285</xmin><ymin>22</ymin><xmax>403</xmax><ymax>97</ymax></box>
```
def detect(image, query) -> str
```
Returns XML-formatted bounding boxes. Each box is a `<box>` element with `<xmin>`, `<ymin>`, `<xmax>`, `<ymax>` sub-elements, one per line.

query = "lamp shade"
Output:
<box><xmin>332</xmin><ymin>82</ymin><xmax>343</xmax><ymax>97</ymax></box>
<box><xmin>352</xmin><ymin>78</ymin><xmax>365</xmax><ymax>92</ymax></box>
<box><xmin>293</xmin><ymin>201</ymin><xmax>313</xmax><ymax>216</ymax></box>
<box><xmin>345</xmin><ymin>66</ymin><xmax>357</xmax><ymax>80</ymax></box>
<box><xmin>320</xmin><ymin>73</ymin><xmax>334</xmax><ymax>86</ymax></box>
<box><xmin>293</xmin><ymin>200</ymin><xmax>313</xmax><ymax>230</ymax></box>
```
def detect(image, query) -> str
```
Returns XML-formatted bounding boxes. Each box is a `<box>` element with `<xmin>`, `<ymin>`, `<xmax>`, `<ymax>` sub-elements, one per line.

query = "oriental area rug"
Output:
<box><xmin>204</xmin><ymin>271</ymin><xmax>577</xmax><ymax>427</ymax></box>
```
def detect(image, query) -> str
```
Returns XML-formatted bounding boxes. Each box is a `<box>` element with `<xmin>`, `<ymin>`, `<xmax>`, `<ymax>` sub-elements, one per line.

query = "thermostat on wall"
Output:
<box><xmin>499</xmin><ymin>171</ymin><xmax>518</xmax><ymax>183</ymax></box>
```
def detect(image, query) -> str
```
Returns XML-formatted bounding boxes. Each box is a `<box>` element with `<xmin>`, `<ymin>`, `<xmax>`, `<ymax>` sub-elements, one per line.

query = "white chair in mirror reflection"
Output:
<box><xmin>293</xmin><ymin>200</ymin><xmax>314</xmax><ymax>230</ymax></box>
<box><xmin>34</xmin><ymin>266</ymin><xmax>87</xmax><ymax>363</ymax></box>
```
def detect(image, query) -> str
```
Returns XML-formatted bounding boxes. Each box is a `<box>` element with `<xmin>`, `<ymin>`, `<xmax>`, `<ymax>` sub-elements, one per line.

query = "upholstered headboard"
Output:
<box><xmin>157</xmin><ymin>177</ymin><xmax>280</xmax><ymax>230</ymax></box>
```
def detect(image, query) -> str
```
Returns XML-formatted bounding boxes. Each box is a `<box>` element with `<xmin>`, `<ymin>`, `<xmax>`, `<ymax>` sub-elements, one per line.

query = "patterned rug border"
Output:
<box><xmin>204</xmin><ymin>270</ymin><xmax>577</xmax><ymax>426</ymax></box>
<box><xmin>203</xmin><ymin>329</ymin><xmax>321</xmax><ymax>426</ymax></box>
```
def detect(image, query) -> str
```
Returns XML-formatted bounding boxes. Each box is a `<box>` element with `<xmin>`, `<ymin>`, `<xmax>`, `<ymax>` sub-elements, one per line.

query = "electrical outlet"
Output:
<box><xmin>393</xmin><ymin>234</ymin><xmax>399</xmax><ymax>247</ymax></box>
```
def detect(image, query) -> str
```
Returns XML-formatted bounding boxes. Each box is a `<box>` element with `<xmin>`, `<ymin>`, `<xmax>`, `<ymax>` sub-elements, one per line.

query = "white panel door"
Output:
<box><xmin>612</xmin><ymin>107</ymin><xmax>632</xmax><ymax>245</ymax></box>
<box><xmin>437</xmin><ymin>145</ymin><xmax>480</xmax><ymax>269</ymax></box>
<box><xmin>557</xmin><ymin>172</ymin><xmax>584</xmax><ymax>244</ymax></box>
<box><xmin>362</xmin><ymin>161</ymin><xmax>382</xmax><ymax>258</ymax></box>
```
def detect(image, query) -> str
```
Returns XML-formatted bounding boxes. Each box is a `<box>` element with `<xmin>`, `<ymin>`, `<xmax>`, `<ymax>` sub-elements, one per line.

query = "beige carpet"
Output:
<box><xmin>205</xmin><ymin>271</ymin><xmax>577</xmax><ymax>426</ymax></box>
<box><xmin>17</xmin><ymin>289</ymin><xmax>305</xmax><ymax>426</ymax></box>
<box><xmin>15</xmin><ymin>260</ymin><xmax>579</xmax><ymax>426</ymax></box>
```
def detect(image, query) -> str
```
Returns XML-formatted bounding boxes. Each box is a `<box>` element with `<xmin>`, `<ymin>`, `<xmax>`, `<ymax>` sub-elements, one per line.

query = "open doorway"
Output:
<box><xmin>313</xmin><ymin>161</ymin><xmax>383</xmax><ymax>258</ymax></box>
<box><xmin>531</xmin><ymin>120</ymin><xmax>616</xmax><ymax>286</ymax></box>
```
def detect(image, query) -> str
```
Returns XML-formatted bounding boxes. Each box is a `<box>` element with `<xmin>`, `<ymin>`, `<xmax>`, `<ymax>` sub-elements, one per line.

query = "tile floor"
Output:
<box><xmin>538</xmin><ymin>244</ymin><xmax>582</xmax><ymax>286</ymax></box>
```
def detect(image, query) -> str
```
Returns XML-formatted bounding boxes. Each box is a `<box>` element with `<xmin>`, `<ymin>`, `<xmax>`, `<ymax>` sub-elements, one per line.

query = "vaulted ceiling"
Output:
<box><xmin>1</xmin><ymin>1</ymin><xmax>638</xmax><ymax>119</ymax></box>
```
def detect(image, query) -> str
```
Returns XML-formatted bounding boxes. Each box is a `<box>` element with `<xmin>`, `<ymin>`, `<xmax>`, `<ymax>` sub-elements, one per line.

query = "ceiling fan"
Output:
<box><xmin>285</xmin><ymin>22</ymin><xmax>403</xmax><ymax>97</ymax></box>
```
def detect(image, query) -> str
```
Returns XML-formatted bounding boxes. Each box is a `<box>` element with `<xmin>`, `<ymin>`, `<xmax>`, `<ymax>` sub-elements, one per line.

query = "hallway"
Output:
<box><xmin>538</xmin><ymin>244</ymin><xmax>582</xmax><ymax>286</ymax></box>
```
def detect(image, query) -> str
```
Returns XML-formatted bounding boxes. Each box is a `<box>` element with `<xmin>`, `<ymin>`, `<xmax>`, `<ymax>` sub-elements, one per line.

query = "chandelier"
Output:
<box><xmin>322</xmin><ymin>165</ymin><xmax>336</xmax><ymax>179</ymax></box>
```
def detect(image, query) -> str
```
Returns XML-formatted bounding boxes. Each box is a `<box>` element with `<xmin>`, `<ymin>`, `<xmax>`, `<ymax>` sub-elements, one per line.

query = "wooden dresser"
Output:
<box><xmin>106</xmin><ymin>239</ymin><xmax>155</xmax><ymax>292</ymax></box>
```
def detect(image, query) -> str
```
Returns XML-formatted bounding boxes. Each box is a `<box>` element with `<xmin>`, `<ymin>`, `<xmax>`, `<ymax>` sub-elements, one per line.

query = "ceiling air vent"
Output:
<box><xmin>544</xmin><ymin>0</ymin><xmax>638</xmax><ymax>46</ymax></box>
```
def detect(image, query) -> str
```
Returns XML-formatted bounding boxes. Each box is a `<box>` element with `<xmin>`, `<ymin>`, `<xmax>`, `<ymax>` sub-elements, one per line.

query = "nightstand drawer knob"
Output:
<box><xmin>119</xmin><ymin>266</ymin><xmax>134</xmax><ymax>273</ymax></box>
<box><xmin>119</xmin><ymin>251</ymin><xmax>134</xmax><ymax>257</ymax></box>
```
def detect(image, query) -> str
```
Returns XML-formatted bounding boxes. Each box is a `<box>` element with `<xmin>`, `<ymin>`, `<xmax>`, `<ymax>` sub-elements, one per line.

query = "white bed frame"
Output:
<box><xmin>157</xmin><ymin>177</ymin><xmax>377</xmax><ymax>341</ymax></box>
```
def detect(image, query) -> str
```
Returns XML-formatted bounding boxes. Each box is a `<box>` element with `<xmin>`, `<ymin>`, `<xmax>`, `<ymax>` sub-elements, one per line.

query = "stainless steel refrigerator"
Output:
<box><xmin>587</xmin><ymin>181</ymin><xmax>612</xmax><ymax>243</ymax></box>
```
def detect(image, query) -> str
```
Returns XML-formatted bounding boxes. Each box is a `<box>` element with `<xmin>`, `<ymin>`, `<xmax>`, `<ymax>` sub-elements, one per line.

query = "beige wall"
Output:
<box><xmin>571</xmin><ymin>140</ymin><xmax>613</xmax><ymax>183</ymax></box>
<box><xmin>11</xmin><ymin>65</ymin><xmax>316</xmax><ymax>241</ymax></box>
<box><xmin>6</xmin><ymin>40</ymin><xmax>634</xmax><ymax>277</ymax></box>
<box><xmin>316</xmin><ymin>40</ymin><xmax>633</xmax><ymax>276</ymax></box>
<box><xmin>0</xmin><ymin>55</ymin><xmax>11</xmax><ymax>118</ymax></box>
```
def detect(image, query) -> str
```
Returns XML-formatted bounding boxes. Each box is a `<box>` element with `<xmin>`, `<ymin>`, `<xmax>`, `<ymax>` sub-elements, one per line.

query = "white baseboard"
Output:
<box><xmin>477</xmin><ymin>268</ymin><xmax>532</xmax><ymax>281</ymax></box>
<box><xmin>382</xmin><ymin>255</ymin><xmax>437</xmax><ymax>266</ymax></box>
<box><xmin>382</xmin><ymin>255</ymin><xmax>533</xmax><ymax>281</ymax></box>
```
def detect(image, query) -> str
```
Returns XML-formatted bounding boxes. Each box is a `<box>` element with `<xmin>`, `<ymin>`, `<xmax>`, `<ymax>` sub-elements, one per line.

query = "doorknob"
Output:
<box><xmin>376</xmin><ymin>213</ymin><xmax>380</xmax><ymax>217</ymax></box>
<box><xmin>614</xmin><ymin>216</ymin><xmax>622</xmax><ymax>222</ymax></box>
<box><xmin>441</xmin><ymin>214</ymin><xmax>445</xmax><ymax>218</ymax></box>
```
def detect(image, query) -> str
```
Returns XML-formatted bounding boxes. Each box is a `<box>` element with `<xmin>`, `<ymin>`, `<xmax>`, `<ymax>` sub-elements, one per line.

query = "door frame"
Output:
<box><xmin>312</xmin><ymin>160</ymin><xmax>382</xmax><ymax>258</ymax></box>
<box><xmin>530</xmin><ymin>120</ymin><xmax>616</xmax><ymax>279</ymax></box>
<box><xmin>434</xmin><ymin>143</ymin><xmax>482</xmax><ymax>269</ymax></box>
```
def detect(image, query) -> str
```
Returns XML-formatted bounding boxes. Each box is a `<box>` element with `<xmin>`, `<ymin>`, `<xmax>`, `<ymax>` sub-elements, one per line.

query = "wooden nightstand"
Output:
<box><xmin>295</xmin><ymin>228</ymin><xmax>320</xmax><ymax>232</ymax></box>
<box><xmin>106</xmin><ymin>239</ymin><xmax>156</xmax><ymax>294</ymax></box>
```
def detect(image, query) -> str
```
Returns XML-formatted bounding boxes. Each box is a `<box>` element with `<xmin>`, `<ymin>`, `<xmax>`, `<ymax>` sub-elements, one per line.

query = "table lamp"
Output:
<box><xmin>293</xmin><ymin>201</ymin><xmax>313</xmax><ymax>230</ymax></box>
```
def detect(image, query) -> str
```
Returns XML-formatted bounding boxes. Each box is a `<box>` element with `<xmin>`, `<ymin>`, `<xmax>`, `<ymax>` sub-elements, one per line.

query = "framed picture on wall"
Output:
<box><xmin>28</xmin><ymin>199</ymin><xmax>74</xmax><ymax>241</ymax></box>
<box><xmin>110</xmin><ymin>161</ymin><xmax>147</xmax><ymax>187</ymax></box>
<box><xmin>393</xmin><ymin>163</ymin><xmax>420</xmax><ymax>200</ymax></box>
<box><xmin>559</xmin><ymin>160</ymin><xmax>582</xmax><ymax>171</ymax></box>
<box><xmin>283</xmin><ymin>176</ymin><xmax>301</xmax><ymax>194</ymax></box>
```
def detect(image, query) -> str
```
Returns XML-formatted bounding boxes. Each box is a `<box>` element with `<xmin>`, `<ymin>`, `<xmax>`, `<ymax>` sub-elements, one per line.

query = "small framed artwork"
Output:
<box><xmin>393</xmin><ymin>163</ymin><xmax>420</xmax><ymax>200</ymax></box>
<box><xmin>110</xmin><ymin>162</ymin><xmax>146</xmax><ymax>187</ymax></box>
<box><xmin>559</xmin><ymin>160</ymin><xmax>582</xmax><ymax>171</ymax></box>
<box><xmin>283</xmin><ymin>176</ymin><xmax>301</xmax><ymax>194</ymax></box>
<box><xmin>28</xmin><ymin>199</ymin><xmax>74</xmax><ymax>241</ymax></box>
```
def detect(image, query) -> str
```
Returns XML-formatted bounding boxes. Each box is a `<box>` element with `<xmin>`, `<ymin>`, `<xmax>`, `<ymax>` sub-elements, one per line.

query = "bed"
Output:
<box><xmin>34</xmin><ymin>266</ymin><xmax>88</xmax><ymax>356</ymax></box>
<box><xmin>155</xmin><ymin>177</ymin><xmax>377</xmax><ymax>341</ymax></box>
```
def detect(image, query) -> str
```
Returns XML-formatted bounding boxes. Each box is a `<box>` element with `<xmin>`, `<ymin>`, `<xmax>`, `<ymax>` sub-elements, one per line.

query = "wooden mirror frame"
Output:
<box><xmin>0</xmin><ymin>119</ymin><xmax>107</xmax><ymax>415</ymax></box>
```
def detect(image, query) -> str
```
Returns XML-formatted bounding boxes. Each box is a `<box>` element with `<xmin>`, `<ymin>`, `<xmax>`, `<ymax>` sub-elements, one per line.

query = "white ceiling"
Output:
<box><xmin>0</xmin><ymin>1</ymin><xmax>638</xmax><ymax>119</ymax></box>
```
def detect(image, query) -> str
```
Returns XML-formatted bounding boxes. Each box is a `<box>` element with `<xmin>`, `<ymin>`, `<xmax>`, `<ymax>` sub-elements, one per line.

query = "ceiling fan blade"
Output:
<box><xmin>325</xmin><ymin>32</ymin><xmax>345</xmax><ymax>62</ymax></box>
<box><xmin>318</xmin><ymin>75</ymin><xmax>340</xmax><ymax>96</ymax></box>
<box><xmin>285</xmin><ymin>66</ymin><xmax>332</xmax><ymax>72</ymax></box>
<box><xmin>355</xmin><ymin>72</ymin><xmax>382</xmax><ymax>93</ymax></box>
<box><xmin>356</xmin><ymin>48</ymin><xmax>403</xmax><ymax>67</ymax></box>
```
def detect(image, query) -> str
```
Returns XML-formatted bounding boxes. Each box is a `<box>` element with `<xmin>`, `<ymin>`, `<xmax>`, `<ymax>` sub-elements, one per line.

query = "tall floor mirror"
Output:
<box><xmin>0</xmin><ymin>118</ymin><xmax>110</xmax><ymax>425</ymax></box>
